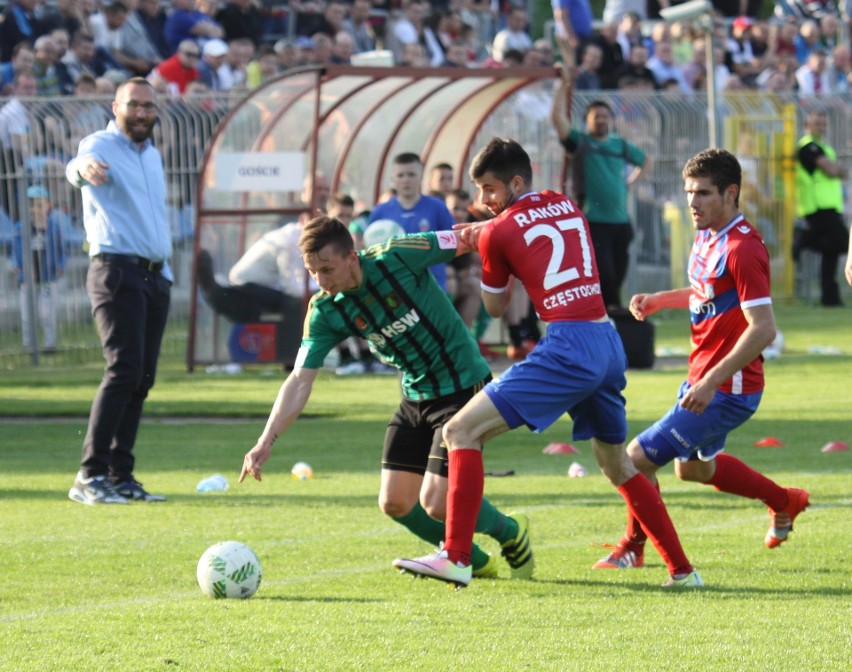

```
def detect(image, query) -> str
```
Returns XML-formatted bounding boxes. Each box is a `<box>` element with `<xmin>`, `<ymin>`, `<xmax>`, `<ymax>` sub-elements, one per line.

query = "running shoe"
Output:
<box><xmin>662</xmin><ymin>570</ymin><xmax>705</xmax><ymax>588</ymax></box>
<box><xmin>472</xmin><ymin>553</ymin><xmax>498</xmax><ymax>579</ymax></box>
<box><xmin>765</xmin><ymin>487</ymin><xmax>811</xmax><ymax>548</ymax></box>
<box><xmin>393</xmin><ymin>550</ymin><xmax>472</xmax><ymax>588</ymax></box>
<box><xmin>501</xmin><ymin>512</ymin><xmax>534</xmax><ymax>579</ymax></box>
<box><xmin>113</xmin><ymin>478</ymin><xmax>167</xmax><ymax>502</ymax></box>
<box><xmin>592</xmin><ymin>542</ymin><xmax>645</xmax><ymax>569</ymax></box>
<box><xmin>68</xmin><ymin>472</ymin><xmax>129</xmax><ymax>505</ymax></box>
<box><xmin>335</xmin><ymin>360</ymin><xmax>366</xmax><ymax>376</ymax></box>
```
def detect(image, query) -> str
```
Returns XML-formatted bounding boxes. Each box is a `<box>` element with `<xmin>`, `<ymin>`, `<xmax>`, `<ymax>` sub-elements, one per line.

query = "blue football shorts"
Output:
<box><xmin>484</xmin><ymin>320</ymin><xmax>628</xmax><ymax>445</ymax></box>
<box><xmin>637</xmin><ymin>380</ymin><xmax>762</xmax><ymax>465</ymax></box>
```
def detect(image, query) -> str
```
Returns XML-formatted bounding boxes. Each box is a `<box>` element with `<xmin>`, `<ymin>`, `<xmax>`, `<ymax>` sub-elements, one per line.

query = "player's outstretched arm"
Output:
<box><xmin>240</xmin><ymin>367</ymin><xmax>320</xmax><ymax>483</ymax></box>
<box><xmin>629</xmin><ymin>288</ymin><xmax>691</xmax><ymax>320</ymax></box>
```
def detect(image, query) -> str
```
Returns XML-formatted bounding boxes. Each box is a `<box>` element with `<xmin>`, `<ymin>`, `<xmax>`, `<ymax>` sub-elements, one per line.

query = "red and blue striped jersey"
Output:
<box><xmin>687</xmin><ymin>215</ymin><xmax>771</xmax><ymax>394</ymax></box>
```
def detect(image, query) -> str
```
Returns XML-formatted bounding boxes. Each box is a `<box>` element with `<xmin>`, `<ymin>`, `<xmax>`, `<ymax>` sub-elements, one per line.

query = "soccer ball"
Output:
<box><xmin>362</xmin><ymin>219</ymin><xmax>405</xmax><ymax>248</ymax></box>
<box><xmin>197</xmin><ymin>541</ymin><xmax>262</xmax><ymax>599</ymax></box>
<box><xmin>291</xmin><ymin>461</ymin><xmax>313</xmax><ymax>480</ymax></box>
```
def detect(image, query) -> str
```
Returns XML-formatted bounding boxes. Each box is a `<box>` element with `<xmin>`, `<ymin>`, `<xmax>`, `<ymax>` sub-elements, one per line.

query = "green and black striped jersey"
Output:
<box><xmin>297</xmin><ymin>232</ymin><xmax>491</xmax><ymax>401</ymax></box>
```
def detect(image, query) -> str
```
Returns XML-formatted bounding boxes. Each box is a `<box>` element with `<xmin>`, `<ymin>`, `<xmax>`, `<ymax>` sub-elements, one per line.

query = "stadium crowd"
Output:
<box><xmin>0</xmin><ymin>0</ymin><xmax>850</xmax><ymax>100</ymax></box>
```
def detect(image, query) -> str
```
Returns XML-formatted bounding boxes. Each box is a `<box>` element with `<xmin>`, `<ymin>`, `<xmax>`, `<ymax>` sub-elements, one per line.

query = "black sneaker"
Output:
<box><xmin>113</xmin><ymin>478</ymin><xmax>167</xmax><ymax>502</ymax></box>
<box><xmin>500</xmin><ymin>512</ymin><xmax>535</xmax><ymax>579</ymax></box>
<box><xmin>68</xmin><ymin>472</ymin><xmax>129</xmax><ymax>505</ymax></box>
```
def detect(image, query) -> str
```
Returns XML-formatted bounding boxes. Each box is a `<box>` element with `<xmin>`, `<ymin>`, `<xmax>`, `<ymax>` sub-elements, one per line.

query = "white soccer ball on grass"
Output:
<box><xmin>197</xmin><ymin>541</ymin><xmax>262</xmax><ymax>599</ymax></box>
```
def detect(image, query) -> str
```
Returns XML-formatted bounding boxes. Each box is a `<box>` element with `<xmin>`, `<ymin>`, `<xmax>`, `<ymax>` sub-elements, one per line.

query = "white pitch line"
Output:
<box><xmin>2</xmin><ymin>501</ymin><xmax>848</xmax><ymax>624</ymax></box>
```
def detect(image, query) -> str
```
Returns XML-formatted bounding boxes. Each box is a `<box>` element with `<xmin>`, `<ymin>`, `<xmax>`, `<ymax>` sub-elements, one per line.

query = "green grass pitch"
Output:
<box><xmin>1</xmin><ymin>304</ymin><xmax>850</xmax><ymax>671</ymax></box>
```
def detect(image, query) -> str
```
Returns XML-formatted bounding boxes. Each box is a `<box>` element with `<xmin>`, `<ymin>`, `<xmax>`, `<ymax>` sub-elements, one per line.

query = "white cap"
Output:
<box><xmin>203</xmin><ymin>39</ymin><xmax>228</xmax><ymax>58</ymax></box>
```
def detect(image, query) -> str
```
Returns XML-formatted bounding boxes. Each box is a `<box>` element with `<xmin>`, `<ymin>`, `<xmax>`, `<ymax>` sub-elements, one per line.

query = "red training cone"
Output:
<box><xmin>821</xmin><ymin>441</ymin><xmax>849</xmax><ymax>453</ymax></box>
<box><xmin>754</xmin><ymin>437</ymin><xmax>784</xmax><ymax>447</ymax></box>
<box><xmin>543</xmin><ymin>442</ymin><xmax>579</xmax><ymax>455</ymax></box>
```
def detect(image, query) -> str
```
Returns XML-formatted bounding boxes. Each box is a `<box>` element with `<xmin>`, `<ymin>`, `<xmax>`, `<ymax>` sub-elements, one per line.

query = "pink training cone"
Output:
<box><xmin>754</xmin><ymin>437</ymin><xmax>784</xmax><ymax>447</ymax></box>
<box><xmin>543</xmin><ymin>442</ymin><xmax>579</xmax><ymax>455</ymax></box>
<box><xmin>821</xmin><ymin>441</ymin><xmax>849</xmax><ymax>453</ymax></box>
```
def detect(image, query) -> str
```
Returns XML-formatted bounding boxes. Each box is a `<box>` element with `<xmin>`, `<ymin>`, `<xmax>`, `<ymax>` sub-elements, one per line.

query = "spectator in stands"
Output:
<box><xmin>387</xmin><ymin>0</ymin><xmax>444</xmax><ymax>67</ymax></box>
<box><xmin>0</xmin><ymin>0</ymin><xmax>43</xmax><ymax>62</ymax></box>
<box><xmin>614</xmin><ymin>43</ymin><xmax>658</xmax><ymax>90</ymax></box>
<box><xmin>195</xmin><ymin>38</ymin><xmax>228</xmax><ymax>90</ymax></box>
<box><xmin>523</xmin><ymin>38</ymin><xmax>555</xmax><ymax>68</ymax></box>
<box><xmin>116</xmin><ymin>0</ymin><xmax>166</xmax><ymax>76</ymax></box>
<box><xmin>61</xmin><ymin>32</ymin><xmax>123</xmax><ymax>83</ymax></box>
<box><xmin>796</xmin><ymin>47</ymin><xmax>832</xmax><ymax>94</ymax></box>
<box><xmin>592</xmin><ymin>20</ymin><xmax>625</xmax><ymax>89</ymax></box>
<box><xmin>309</xmin><ymin>32</ymin><xmax>335</xmax><ymax>65</ymax></box>
<box><xmin>246</xmin><ymin>44</ymin><xmax>281</xmax><ymax>87</ymax></box>
<box><xmin>10</xmin><ymin>184</ymin><xmax>64</xmax><ymax>354</ymax></box>
<box><xmin>795</xmin><ymin>20</ymin><xmax>822</xmax><ymax>65</ymax></box>
<box><xmin>49</xmin><ymin>28</ymin><xmax>75</xmax><ymax>94</ymax></box>
<box><xmin>0</xmin><ymin>72</ymin><xmax>36</xmax><ymax>150</ymax></box>
<box><xmin>827</xmin><ymin>44</ymin><xmax>850</xmax><ymax>92</ymax></box>
<box><xmin>91</xmin><ymin>1</ymin><xmax>153</xmax><ymax>77</ymax></box>
<box><xmin>164</xmin><ymin>0</ymin><xmax>224</xmax><ymax>55</ymax></box>
<box><xmin>315</xmin><ymin>0</ymin><xmax>348</xmax><ymax>39</ymax></box>
<box><xmin>219</xmin><ymin>37</ymin><xmax>254</xmax><ymax>89</ymax></box>
<box><xmin>33</xmin><ymin>35</ymin><xmax>63</xmax><ymax>96</ymax></box>
<box><xmin>574</xmin><ymin>43</ymin><xmax>603</xmax><ymax>90</ymax></box>
<box><xmin>290</xmin><ymin>0</ymin><xmax>326</xmax><ymax>37</ymax></box>
<box><xmin>216</xmin><ymin>0</ymin><xmax>264</xmax><ymax>46</ymax></box>
<box><xmin>602</xmin><ymin>0</ymin><xmax>647</xmax><ymax>25</ymax></box>
<box><xmin>552</xmin><ymin>0</ymin><xmax>595</xmax><ymax>66</ymax></box>
<box><xmin>441</xmin><ymin>40</ymin><xmax>471</xmax><ymax>67</ymax></box>
<box><xmin>67</xmin><ymin>73</ymin><xmax>111</xmax><ymax>150</ymax></box>
<box><xmin>669</xmin><ymin>20</ymin><xmax>694</xmax><ymax>65</ymax></box>
<box><xmin>331</xmin><ymin>32</ymin><xmax>356</xmax><ymax>65</ymax></box>
<box><xmin>37</xmin><ymin>0</ymin><xmax>87</xmax><ymax>42</ymax></box>
<box><xmin>1</xmin><ymin>42</ymin><xmax>36</xmax><ymax>96</ymax></box>
<box><xmin>273</xmin><ymin>38</ymin><xmax>299</xmax><ymax>71</ymax></box>
<box><xmin>614</xmin><ymin>11</ymin><xmax>644</xmax><ymax>63</ymax></box>
<box><xmin>149</xmin><ymin>38</ymin><xmax>200</xmax><ymax>95</ymax></box>
<box><xmin>131</xmin><ymin>0</ymin><xmax>170</xmax><ymax>61</ymax></box>
<box><xmin>491</xmin><ymin>7</ymin><xmax>531</xmax><ymax>64</ymax></box>
<box><xmin>647</xmin><ymin>40</ymin><xmax>691</xmax><ymax>92</ymax></box>
<box><xmin>428</xmin><ymin>162</ymin><xmax>454</xmax><ymax>199</ymax></box>
<box><xmin>345</xmin><ymin>0</ymin><xmax>377</xmax><ymax>54</ymax></box>
<box><xmin>399</xmin><ymin>42</ymin><xmax>430</xmax><ymax>67</ymax></box>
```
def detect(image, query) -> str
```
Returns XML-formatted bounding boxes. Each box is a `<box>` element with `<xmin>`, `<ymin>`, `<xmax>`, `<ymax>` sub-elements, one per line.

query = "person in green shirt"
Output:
<box><xmin>551</xmin><ymin>70</ymin><xmax>649</xmax><ymax>313</ymax></box>
<box><xmin>239</xmin><ymin>216</ymin><xmax>531</xmax><ymax>579</ymax></box>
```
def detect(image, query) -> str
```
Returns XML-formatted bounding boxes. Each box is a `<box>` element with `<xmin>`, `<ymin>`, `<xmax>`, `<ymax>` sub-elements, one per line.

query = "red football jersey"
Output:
<box><xmin>479</xmin><ymin>190</ymin><xmax>606</xmax><ymax>323</ymax></box>
<box><xmin>687</xmin><ymin>215</ymin><xmax>771</xmax><ymax>394</ymax></box>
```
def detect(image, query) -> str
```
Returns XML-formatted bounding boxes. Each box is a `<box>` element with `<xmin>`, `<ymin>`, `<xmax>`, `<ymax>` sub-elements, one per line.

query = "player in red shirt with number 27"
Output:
<box><xmin>394</xmin><ymin>138</ymin><xmax>701</xmax><ymax>589</ymax></box>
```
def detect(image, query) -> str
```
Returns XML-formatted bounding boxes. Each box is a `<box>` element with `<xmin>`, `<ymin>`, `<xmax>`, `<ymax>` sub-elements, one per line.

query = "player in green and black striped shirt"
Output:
<box><xmin>239</xmin><ymin>216</ymin><xmax>532</xmax><ymax>580</ymax></box>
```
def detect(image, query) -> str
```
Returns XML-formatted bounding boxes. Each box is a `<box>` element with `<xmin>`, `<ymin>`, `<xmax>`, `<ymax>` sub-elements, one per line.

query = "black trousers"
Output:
<box><xmin>81</xmin><ymin>257</ymin><xmax>171</xmax><ymax>480</ymax></box>
<box><xmin>588</xmin><ymin>221</ymin><xmax>634</xmax><ymax>310</ymax></box>
<box><xmin>802</xmin><ymin>209</ymin><xmax>848</xmax><ymax>306</ymax></box>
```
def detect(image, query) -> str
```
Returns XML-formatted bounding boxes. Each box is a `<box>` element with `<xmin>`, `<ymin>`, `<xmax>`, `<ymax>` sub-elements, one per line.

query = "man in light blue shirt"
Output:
<box><xmin>368</xmin><ymin>152</ymin><xmax>455</xmax><ymax>290</ymax></box>
<box><xmin>66</xmin><ymin>77</ymin><xmax>171</xmax><ymax>506</ymax></box>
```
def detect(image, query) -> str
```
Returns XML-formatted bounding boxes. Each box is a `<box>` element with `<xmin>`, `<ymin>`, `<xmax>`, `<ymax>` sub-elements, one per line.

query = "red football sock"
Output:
<box><xmin>619</xmin><ymin>473</ymin><xmax>692</xmax><ymax>576</ymax></box>
<box><xmin>623</xmin><ymin>480</ymin><xmax>658</xmax><ymax>550</ymax></box>
<box><xmin>443</xmin><ymin>448</ymin><xmax>484</xmax><ymax>566</ymax></box>
<box><xmin>708</xmin><ymin>453</ymin><xmax>787</xmax><ymax>511</ymax></box>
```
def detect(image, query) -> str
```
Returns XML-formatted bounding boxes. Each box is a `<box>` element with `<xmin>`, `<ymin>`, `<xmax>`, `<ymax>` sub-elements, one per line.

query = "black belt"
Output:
<box><xmin>92</xmin><ymin>253</ymin><xmax>164</xmax><ymax>273</ymax></box>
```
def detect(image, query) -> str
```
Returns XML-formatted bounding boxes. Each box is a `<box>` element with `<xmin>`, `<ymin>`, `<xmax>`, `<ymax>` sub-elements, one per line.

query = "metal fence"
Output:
<box><xmin>1</xmin><ymin>86</ymin><xmax>850</xmax><ymax>369</ymax></box>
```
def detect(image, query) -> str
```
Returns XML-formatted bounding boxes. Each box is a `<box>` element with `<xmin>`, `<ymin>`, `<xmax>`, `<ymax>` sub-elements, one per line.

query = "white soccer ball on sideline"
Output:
<box><xmin>197</xmin><ymin>541</ymin><xmax>262</xmax><ymax>599</ymax></box>
<box><xmin>291</xmin><ymin>461</ymin><xmax>313</xmax><ymax>480</ymax></box>
<box><xmin>362</xmin><ymin>219</ymin><xmax>405</xmax><ymax>248</ymax></box>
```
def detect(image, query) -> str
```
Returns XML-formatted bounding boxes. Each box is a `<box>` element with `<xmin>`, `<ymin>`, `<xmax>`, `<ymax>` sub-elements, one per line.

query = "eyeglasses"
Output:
<box><xmin>121</xmin><ymin>101</ymin><xmax>158</xmax><ymax>112</ymax></box>
<box><xmin>180</xmin><ymin>50</ymin><xmax>200</xmax><ymax>58</ymax></box>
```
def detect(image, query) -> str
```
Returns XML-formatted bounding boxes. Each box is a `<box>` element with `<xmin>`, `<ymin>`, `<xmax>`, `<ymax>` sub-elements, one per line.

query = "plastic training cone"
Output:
<box><xmin>543</xmin><ymin>442</ymin><xmax>579</xmax><ymax>455</ymax></box>
<box><xmin>821</xmin><ymin>441</ymin><xmax>849</xmax><ymax>452</ymax></box>
<box><xmin>754</xmin><ymin>437</ymin><xmax>784</xmax><ymax>447</ymax></box>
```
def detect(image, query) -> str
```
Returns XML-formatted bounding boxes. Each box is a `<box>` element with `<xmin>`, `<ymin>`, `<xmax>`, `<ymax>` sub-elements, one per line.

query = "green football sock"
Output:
<box><xmin>476</xmin><ymin>498</ymin><xmax>519</xmax><ymax>545</ymax></box>
<box><xmin>393</xmin><ymin>502</ymin><xmax>490</xmax><ymax>570</ymax></box>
